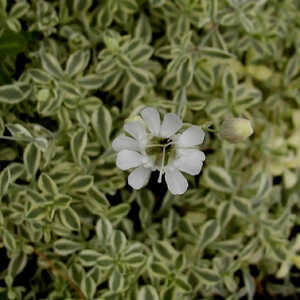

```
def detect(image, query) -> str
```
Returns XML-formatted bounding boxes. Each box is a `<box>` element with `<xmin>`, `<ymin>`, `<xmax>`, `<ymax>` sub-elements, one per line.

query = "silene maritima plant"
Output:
<box><xmin>0</xmin><ymin>0</ymin><xmax>299</xmax><ymax>299</ymax></box>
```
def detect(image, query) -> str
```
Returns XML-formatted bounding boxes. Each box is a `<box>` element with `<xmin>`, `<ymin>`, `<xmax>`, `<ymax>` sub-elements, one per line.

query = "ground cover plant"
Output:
<box><xmin>0</xmin><ymin>0</ymin><xmax>300</xmax><ymax>299</ymax></box>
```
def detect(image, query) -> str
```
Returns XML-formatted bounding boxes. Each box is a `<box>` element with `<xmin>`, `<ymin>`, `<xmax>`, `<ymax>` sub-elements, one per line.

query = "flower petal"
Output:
<box><xmin>165</xmin><ymin>167</ymin><xmax>188</xmax><ymax>195</ymax></box>
<box><xmin>128</xmin><ymin>166</ymin><xmax>151</xmax><ymax>189</ymax></box>
<box><xmin>140</xmin><ymin>107</ymin><xmax>161</xmax><ymax>136</ymax></box>
<box><xmin>173</xmin><ymin>149</ymin><xmax>205</xmax><ymax>175</ymax></box>
<box><xmin>112</xmin><ymin>135</ymin><xmax>140</xmax><ymax>152</ymax></box>
<box><xmin>116</xmin><ymin>150</ymin><xmax>144</xmax><ymax>170</ymax></box>
<box><xmin>160</xmin><ymin>113</ymin><xmax>182</xmax><ymax>138</ymax></box>
<box><xmin>177</xmin><ymin>126</ymin><xmax>205</xmax><ymax>147</ymax></box>
<box><xmin>124</xmin><ymin>121</ymin><xmax>146</xmax><ymax>143</ymax></box>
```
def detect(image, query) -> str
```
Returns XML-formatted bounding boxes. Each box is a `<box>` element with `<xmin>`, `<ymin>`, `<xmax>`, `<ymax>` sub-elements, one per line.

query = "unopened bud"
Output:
<box><xmin>246</xmin><ymin>65</ymin><xmax>272</xmax><ymax>81</ymax></box>
<box><xmin>220</xmin><ymin>118</ymin><xmax>253</xmax><ymax>143</ymax></box>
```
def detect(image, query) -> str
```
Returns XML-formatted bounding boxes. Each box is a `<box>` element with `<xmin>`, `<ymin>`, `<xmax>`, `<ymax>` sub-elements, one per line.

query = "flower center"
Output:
<box><xmin>145</xmin><ymin>136</ymin><xmax>176</xmax><ymax>170</ymax></box>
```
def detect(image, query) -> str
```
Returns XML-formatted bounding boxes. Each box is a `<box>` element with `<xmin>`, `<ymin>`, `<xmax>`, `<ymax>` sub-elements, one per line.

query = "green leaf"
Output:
<box><xmin>66</xmin><ymin>50</ymin><xmax>89</xmax><ymax>78</ymax></box>
<box><xmin>0</xmin><ymin>147</ymin><xmax>17</xmax><ymax>161</ymax></box>
<box><xmin>88</xmin><ymin>186</ymin><xmax>110</xmax><ymax>207</ymax></box>
<box><xmin>108</xmin><ymin>203</ymin><xmax>130</xmax><ymax>220</ymax></box>
<box><xmin>0</xmin><ymin>117</ymin><xmax>4</xmax><ymax>135</ymax></box>
<box><xmin>72</xmin><ymin>0</ymin><xmax>93</xmax><ymax>13</ymax></box>
<box><xmin>79</xmin><ymin>250</ymin><xmax>101</xmax><ymax>266</ymax></box>
<box><xmin>41</xmin><ymin>53</ymin><xmax>64</xmax><ymax>79</ymax></box>
<box><xmin>0</xmin><ymin>83</ymin><xmax>29</xmax><ymax>104</ymax></box>
<box><xmin>123</xmin><ymin>252</ymin><xmax>145</xmax><ymax>267</ymax></box>
<box><xmin>236</xmin><ymin>87</ymin><xmax>262</xmax><ymax>110</ymax></box>
<box><xmin>239</xmin><ymin>14</ymin><xmax>254</xmax><ymax>33</ymax></box>
<box><xmin>178</xmin><ymin>218</ymin><xmax>198</xmax><ymax>242</ymax></box>
<box><xmin>71</xmin><ymin>129</ymin><xmax>87</xmax><ymax>166</ymax></box>
<box><xmin>199</xmin><ymin>219</ymin><xmax>220</xmax><ymax>249</ymax></box>
<box><xmin>78</xmin><ymin>74</ymin><xmax>104</xmax><ymax>90</ymax></box>
<box><xmin>97</xmin><ymin>254</ymin><xmax>114</xmax><ymax>269</ymax></box>
<box><xmin>161</xmin><ymin>287</ymin><xmax>175</xmax><ymax>300</ymax></box>
<box><xmin>26</xmin><ymin>189</ymin><xmax>47</xmax><ymax>204</ymax></box>
<box><xmin>123</xmin><ymin>81</ymin><xmax>144</xmax><ymax>109</ymax></box>
<box><xmin>153</xmin><ymin>241</ymin><xmax>177</xmax><ymax>262</ymax></box>
<box><xmin>3</xmin><ymin>230</ymin><xmax>17</xmax><ymax>251</ymax></box>
<box><xmin>138</xmin><ymin>285</ymin><xmax>159</xmax><ymax>300</ymax></box>
<box><xmin>149</xmin><ymin>0</ymin><xmax>165</xmax><ymax>7</ymax></box>
<box><xmin>174</xmin><ymin>253</ymin><xmax>186</xmax><ymax>271</ymax></box>
<box><xmin>34</xmin><ymin>137</ymin><xmax>49</xmax><ymax>152</ymax></box>
<box><xmin>217</xmin><ymin>202</ymin><xmax>233</xmax><ymax>227</ymax></box>
<box><xmin>9</xmin><ymin>2</ymin><xmax>29</xmax><ymax>18</ymax></box>
<box><xmin>0</xmin><ymin>31</ymin><xmax>27</xmax><ymax>56</ymax></box>
<box><xmin>193</xmin><ymin>68</ymin><xmax>214</xmax><ymax>92</ymax></box>
<box><xmin>69</xmin><ymin>264</ymin><xmax>85</xmax><ymax>286</ymax></box>
<box><xmin>253</xmin><ymin>173</ymin><xmax>272</xmax><ymax>203</ymax></box>
<box><xmin>23</xmin><ymin>143</ymin><xmax>41</xmax><ymax>178</ymax></box>
<box><xmin>135</xmin><ymin>15</ymin><xmax>152</xmax><ymax>44</ymax></box>
<box><xmin>92</xmin><ymin>105</ymin><xmax>112</xmax><ymax>148</ymax></box>
<box><xmin>59</xmin><ymin>81</ymin><xmax>81</xmax><ymax>97</ymax></box>
<box><xmin>29</xmin><ymin>68</ymin><xmax>52</xmax><ymax>84</ymax></box>
<box><xmin>174</xmin><ymin>276</ymin><xmax>191</xmax><ymax>292</ymax></box>
<box><xmin>121</xmin><ymin>0</ymin><xmax>138</xmax><ymax>14</ymax></box>
<box><xmin>200</xmin><ymin>47</ymin><xmax>233</xmax><ymax>59</ymax></box>
<box><xmin>284</xmin><ymin>56</ymin><xmax>299</xmax><ymax>84</ymax></box>
<box><xmin>101</xmin><ymin>70</ymin><xmax>124</xmax><ymax>91</ymax></box>
<box><xmin>0</xmin><ymin>167</ymin><xmax>10</xmax><ymax>198</ymax></box>
<box><xmin>59</xmin><ymin>207</ymin><xmax>81</xmax><ymax>231</ymax></box>
<box><xmin>210</xmin><ymin>0</ymin><xmax>218</xmax><ymax>20</ymax></box>
<box><xmin>38</xmin><ymin>173</ymin><xmax>59</xmax><ymax>195</ymax></box>
<box><xmin>203</xmin><ymin>166</ymin><xmax>234</xmax><ymax>193</ymax></box>
<box><xmin>96</xmin><ymin>218</ymin><xmax>113</xmax><ymax>243</ymax></box>
<box><xmin>6</xmin><ymin>123</ymin><xmax>32</xmax><ymax>138</ymax></box>
<box><xmin>223</xmin><ymin>69</ymin><xmax>237</xmax><ymax>92</ymax></box>
<box><xmin>8</xmin><ymin>252</ymin><xmax>27</xmax><ymax>277</ymax></box>
<box><xmin>110</xmin><ymin>230</ymin><xmax>127</xmax><ymax>254</ymax></box>
<box><xmin>97</xmin><ymin>5</ymin><xmax>114</xmax><ymax>28</ymax></box>
<box><xmin>37</xmin><ymin>90</ymin><xmax>62</xmax><ymax>116</ymax></box>
<box><xmin>109</xmin><ymin>269</ymin><xmax>124</xmax><ymax>292</ymax></box>
<box><xmin>81</xmin><ymin>275</ymin><xmax>96</xmax><ymax>299</ymax></box>
<box><xmin>178</xmin><ymin>56</ymin><xmax>193</xmax><ymax>86</ymax></box>
<box><xmin>211</xmin><ymin>240</ymin><xmax>241</xmax><ymax>255</ymax></box>
<box><xmin>242</xmin><ymin>268</ymin><xmax>255</xmax><ymax>300</ymax></box>
<box><xmin>54</xmin><ymin>239</ymin><xmax>83</xmax><ymax>256</ymax></box>
<box><xmin>127</xmin><ymin>66</ymin><xmax>150</xmax><ymax>86</ymax></box>
<box><xmin>194</xmin><ymin>267</ymin><xmax>220</xmax><ymax>285</ymax></box>
<box><xmin>232</xmin><ymin>197</ymin><xmax>251</xmax><ymax>217</ymax></box>
<box><xmin>27</xmin><ymin>206</ymin><xmax>47</xmax><ymax>220</ymax></box>
<box><xmin>7</xmin><ymin>163</ymin><xmax>24</xmax><ymax>182</ymax></box>
<box><xmin>150</xmin><ymin>261</ymin><xmax>169</xmax><ymax>278</ymax></box>
<box><xmin>67</xmin><ymin>175</ymin><xmax>94</xmax><ymax>193</ymax></box>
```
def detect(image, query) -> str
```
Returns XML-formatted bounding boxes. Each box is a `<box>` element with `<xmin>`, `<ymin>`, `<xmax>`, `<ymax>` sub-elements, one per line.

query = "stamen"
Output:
<box><xmin>158</xmin><ymin>145</ymin><xmax>166</xmax><ymax>183</ymax></box>
<box><xmin>145</xmin><ymin>144</ymin><xmax>165</xmax><ymax>148</ymax></box>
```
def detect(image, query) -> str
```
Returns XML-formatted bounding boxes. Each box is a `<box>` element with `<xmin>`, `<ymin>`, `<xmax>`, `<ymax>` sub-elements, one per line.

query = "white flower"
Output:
<box><xmin>112</xmin><ymin>107</ymin><xmax>205</xmax><ymax>195</ymax></box>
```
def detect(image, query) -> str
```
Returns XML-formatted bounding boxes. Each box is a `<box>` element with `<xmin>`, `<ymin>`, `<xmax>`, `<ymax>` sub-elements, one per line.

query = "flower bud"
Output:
<box><xmin>246</xmin><ymin>65</ymin><xmax>272</xmax><ymax>81</ymax></box>
<box><xmin>220</xmin><ymin>118</ymin><xmax>253</xmax><ymax>143</ymax></box>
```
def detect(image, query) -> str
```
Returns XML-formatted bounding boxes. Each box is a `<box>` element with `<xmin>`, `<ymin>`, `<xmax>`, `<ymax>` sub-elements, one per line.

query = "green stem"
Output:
<box><xmin>0</xmin><ymin>135</ymin><xmax>32</xmax><ymax>142</ymax></box>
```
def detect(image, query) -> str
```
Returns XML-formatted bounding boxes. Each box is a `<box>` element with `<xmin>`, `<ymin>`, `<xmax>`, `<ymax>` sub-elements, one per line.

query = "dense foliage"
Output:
<box><xmin>0</xmin><ymin>0</ymin><xmax>299</xmax><ymax>299</ymax></box>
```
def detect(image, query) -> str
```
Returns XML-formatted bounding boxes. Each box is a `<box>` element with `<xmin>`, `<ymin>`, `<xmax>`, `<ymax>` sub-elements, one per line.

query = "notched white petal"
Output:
<box><xmin>160</xmin><ymin>113</ymin><xmax>182</xmax><ymax>138</ymax></box>
<box><xmin>140</xmin><ymin>107</ymin><xmax>161</xmax><ymax>136</ymax></box>
<box><xmin>174</xmin><ymin>149</ymin><xmax>205</xmax><ymax>175</ymax></box>
<box><xmin>128</xmin><ymin>166</ymin><xmax>151</xmax><ymax>189</ymax></box>
<box><xmin>177</xmin><ymin>126</ymin><xmax>205</xmax><ymax>147</ymax></box>
<box><xmin>112</xmin><ymin>135</ymin><xmax>140</xmax><ymax>152</ymax></box>
<box><xmin>124</xmin><ymin>121</ymin><xmax>146</xmax><ymax>142</ymax></box>
<box><xmin>116</xmin><ymin>150</ymin><xmax>143</xmax><ymax>170</ymax></box>
<box><xmin>165</xmin><ymin>168</ymin><xmax>188</xmax><ymax>195</ymax></box>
